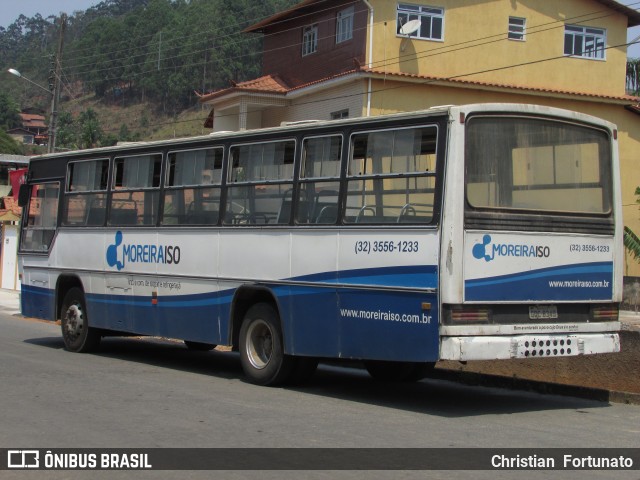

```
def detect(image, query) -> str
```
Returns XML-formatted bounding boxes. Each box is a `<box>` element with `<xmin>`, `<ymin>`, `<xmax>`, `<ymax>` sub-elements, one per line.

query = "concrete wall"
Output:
<box><xmin>369</xmin><ymin>0</ymin><xmax>630</xmax><ymax>97</ymax></box>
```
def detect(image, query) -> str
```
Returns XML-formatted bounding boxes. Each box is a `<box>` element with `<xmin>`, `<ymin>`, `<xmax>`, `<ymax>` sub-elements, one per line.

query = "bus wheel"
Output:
<box><xmin>364</xmin><ymin>360</ymin><xmax>434</xmax><ymax>382</ymax></box>
<box><xmin>184</xmin><ymin>341</ymin><xmax>216</xmax><ymax>351</ymax></box>
<box><xmin>239</xmin><ymin>303</ymin><xmax>294</xmax><ymax>386</ymax></box>
<box><xmin>60</xmin><ymin>287</ymin><xmax>101</xmax><ymax>353</ymax></box>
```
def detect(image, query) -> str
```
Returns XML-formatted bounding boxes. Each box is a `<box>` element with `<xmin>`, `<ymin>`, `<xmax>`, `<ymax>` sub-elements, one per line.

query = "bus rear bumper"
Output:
<box><xmin>440</xmin><ymin>333</ymin><xmax>620</xmax><ymax>361</ymax></box>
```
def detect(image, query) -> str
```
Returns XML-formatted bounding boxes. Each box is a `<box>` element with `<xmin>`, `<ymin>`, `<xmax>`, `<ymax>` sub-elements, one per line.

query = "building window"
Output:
<box><xmin>508</xmin><ymin>17</ymin><xmax>526</xmax><ymax>41</ymax></box>
<box><xmin>330</xmin><ymin>109</ymin><xmax>349</xmax><ymax>120</ymax></box>
<box><xmin>302</xmin><ymin>24</ymin><xmax>318</xmax><ymax>56</ymax></box>
<box><xmin>564</xmin><ymin>25</ymin><xmax>606</xmax><ymax>60</ymax></box>
<box><xmin>336</xmin><ymin>6</ymin><xmax>354</xmax><ymax>44</ymax></box>
<box><xmin>396</xmin><ymin>3</ymin><xmax>444</xmax><ymax>41</ymax></box>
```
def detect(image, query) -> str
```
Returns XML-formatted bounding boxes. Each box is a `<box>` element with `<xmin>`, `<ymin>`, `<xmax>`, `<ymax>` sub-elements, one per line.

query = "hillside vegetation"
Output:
<box><xmin>0</xmin><ymin>0</ymin><xmax>294</xmax><ymax>151</ymax></box>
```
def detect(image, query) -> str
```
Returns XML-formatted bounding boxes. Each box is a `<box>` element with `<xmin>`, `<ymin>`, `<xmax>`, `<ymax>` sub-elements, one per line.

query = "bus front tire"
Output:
<box><xmin>364</xmin><ymin>360</ymin><xmax>434</xmax><ymax>382</ymax></box>
<box><xmin>60</xmin><ymin>287</ymin><xmax>101</xmax><ymax>353</ymax></box>
<box><xmin>239</xmin><ymin>303</ymin><xmax>295</xmax><ymax>386</ymax></box>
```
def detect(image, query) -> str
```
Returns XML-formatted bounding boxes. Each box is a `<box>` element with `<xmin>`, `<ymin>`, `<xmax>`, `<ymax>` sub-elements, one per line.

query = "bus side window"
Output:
<box><xmin>162</xmin><ymin>147</ymin><xmax>223</xmax><ymax>226</ymax></box>
<box><xmin>62</xmin><ymin>159</ymin><xmax>109</xmax><ymax>226</ymax></box>
<box><xmin>20</xmin><ymin>182</ymin><xmax>60</xmax><ymax>252</ymax></box>
<box><xmin>109</xmin><ymin>154</ymin><xmax>162</xmax><ymax>226</ymax></box>
<box><xmin>297</xmin><ymin>135</ymin><xmax>342</xmax><ymax>225</ymax></box>
<box><xmin>345</xmin><ymin>127</ymin><xmax>437</xmax><ymax>224</ymax></box>
<box><xmin>225</xmin><ymin>140</ymin><xmax>295</xmax><ymax>225</ymax></box>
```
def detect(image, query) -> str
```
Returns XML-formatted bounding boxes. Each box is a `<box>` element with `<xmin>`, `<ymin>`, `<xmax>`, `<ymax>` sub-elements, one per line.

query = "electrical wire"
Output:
<box><xmin>24</xmin><ymin>0</ymin><xmax>638</xmax><ymax>136</ymax></box>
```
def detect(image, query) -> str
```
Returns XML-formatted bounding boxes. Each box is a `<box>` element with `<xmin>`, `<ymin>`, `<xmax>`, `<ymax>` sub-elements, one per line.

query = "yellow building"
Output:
<box><xmin>200</xmin><ymin>0</ymin><xmax>640</xmax><ymax>277</ymax></box>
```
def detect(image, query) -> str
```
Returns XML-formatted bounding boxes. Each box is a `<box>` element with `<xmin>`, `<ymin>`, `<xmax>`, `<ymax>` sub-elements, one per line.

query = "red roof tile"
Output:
<box><xmin>19</xmin><ymin>113</ymin><xmax>47</xmax><ymax>129</ymax></box>
<box><xmin>2</xmin><ymin>196</ymin><xmax>22</xmax><ymax>217</ymax></box>
<box><xmin>199</xmin><ymin>75</ymin><xmax>289</xmax><ymax>102</ymax></box>
<box><xmin>201</xmin><ymin>67</ymin><xmax>640</xmax><ymax>105</ymax></box>
<box><xmin>363</xmin><ymin>68</ymin><xmax>640</xmax><ymax>103</ymax></box>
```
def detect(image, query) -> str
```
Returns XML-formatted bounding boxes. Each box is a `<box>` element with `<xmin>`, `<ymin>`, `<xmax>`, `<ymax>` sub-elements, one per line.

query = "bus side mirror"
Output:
<box><xmin>18</xmin><ymin>184</ymin><xmax>30</xmax><ymax>207</ymax></box>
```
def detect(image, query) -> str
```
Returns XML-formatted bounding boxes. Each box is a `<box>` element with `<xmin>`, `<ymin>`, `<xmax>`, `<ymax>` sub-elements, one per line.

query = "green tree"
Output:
<box><xmin>56</xmin><ymin>111</ymin><xmax>78</xmax><ymax>150</ymax></box>
<box><xmin>624</xmin><ymin>187</ymin><xmax>640</xmax><ymax>262</ymax></box>
<box><xmin>118</xmin><ymin>123</ymin><xmax>140</xmax><ymax>142</ymax></box>
<box><xmin>0</xmin><ymin>130</ymin><xmax>23</xmax><ymax>154</ymax></box>
<box><xmin>628</xmin><ymin>58</ymin><xmax>640</xmax><ymax>95</ymax></box>
<box><xmin>77</xmin><ymin>108</ymin><xmax>103</xmax><ymax>148</ymax></box>
<box><xmin>0</xmin><ymin>91</ymin><xmax>21</xmax><ymax>130</ymax></box>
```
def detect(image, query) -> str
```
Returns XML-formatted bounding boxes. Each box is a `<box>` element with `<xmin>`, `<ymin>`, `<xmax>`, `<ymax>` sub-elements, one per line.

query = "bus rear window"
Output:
<box><xmin>465</xmin><ymin>116</ymin><xmax>612</xmax><ymax>215</ymax></box>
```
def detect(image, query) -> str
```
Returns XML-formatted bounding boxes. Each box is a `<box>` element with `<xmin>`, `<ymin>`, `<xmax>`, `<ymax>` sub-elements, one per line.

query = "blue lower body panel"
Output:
<box><xmin>21</xmin><ymin>285</ymin><xmax>56</xmax><ymax>320</ymax></box>
<box><xmin>21</xmin><ymin>283</ymin><xmax>439</xmax><ymax>362</ymax></box>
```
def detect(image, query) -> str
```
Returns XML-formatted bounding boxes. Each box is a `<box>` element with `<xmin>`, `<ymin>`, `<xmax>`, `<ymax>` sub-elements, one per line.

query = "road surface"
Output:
<box><xmin>0</xmin><ymin>309</ymin><xmax>638</xmax><ymax>480</ymax></box>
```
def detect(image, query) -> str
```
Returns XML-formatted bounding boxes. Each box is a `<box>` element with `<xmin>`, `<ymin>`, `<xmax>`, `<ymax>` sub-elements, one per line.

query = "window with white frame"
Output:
<box><xmin>564</xmin><ymin>25</ymin><xmax>606</xmax><ymax>59</ymax></box>
<box><xmin>508</xmin><ymin>17</ymin><xmax>526</xmax><ymax>41</ymax></box>
<box><xmin>330</xmin><ymin>109</ymin><xmax>349</xmax><ymax>120</ymax></box>
<box><xmin>336</xmin><ymin>6</ymin><xmax>354</xmax><ymax>43</ymax></box>
<box><xmin>302</xmin><ymin>24</ymin><xmax>318</xmax><ymax>56</ymax></box>
<box><xmin>396</xmin><ymin>3</ymin><xmax>444</xmax><ymax>41</ymax></box>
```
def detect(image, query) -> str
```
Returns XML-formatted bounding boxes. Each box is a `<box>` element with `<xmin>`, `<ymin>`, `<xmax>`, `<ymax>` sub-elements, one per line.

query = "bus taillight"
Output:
<box><xmin>590</xmin><ymin>304</ymin><xmax>619</xmax><ymax>322</ymax></box>
<box><xmin>447</xmin><ymin>307</ymin><xmax>491</xmax><ymax>324</ymax></box>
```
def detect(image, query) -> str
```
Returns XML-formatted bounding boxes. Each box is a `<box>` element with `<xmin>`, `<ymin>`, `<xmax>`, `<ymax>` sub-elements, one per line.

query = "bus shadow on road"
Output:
<box><xmin>301</xmin><ymin>364</ymin><xmax>612</xmax><ymax>417</ymax></box>
<box><xmin>25</xmin><ymin>335</ymin><xmax>611</xmax><ymax>417</ymax></box>
<box><xmin>25</xmin><ymin>335</ymin><xmax>244</xmax><ymax>380</ymax></box>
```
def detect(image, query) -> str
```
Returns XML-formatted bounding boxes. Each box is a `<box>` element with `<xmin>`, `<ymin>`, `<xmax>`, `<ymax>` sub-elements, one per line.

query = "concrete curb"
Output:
<box><xmin>430</xmin><ymin>369</ymin><xmax>640</xmax><ymax>405</ymax></box>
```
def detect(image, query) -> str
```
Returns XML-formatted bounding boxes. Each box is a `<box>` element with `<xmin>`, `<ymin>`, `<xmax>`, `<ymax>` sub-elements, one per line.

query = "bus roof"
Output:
<box><xmin>29</xmin><ymin>103</ymin><xmax>615</xmax><ymax>163</ymax></box>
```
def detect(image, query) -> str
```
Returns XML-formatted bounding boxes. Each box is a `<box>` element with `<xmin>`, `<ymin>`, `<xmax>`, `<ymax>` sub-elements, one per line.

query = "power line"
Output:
<box><xmin>62</xmin><ymin>1</ymin><xmax>362</xmax><ymax>78</ymax></box>
<box><xmin>61</xmin><ymin>0</ymin><xmax>640</xmax><ymax>83</ymax></box>
<box><xmin>64</xmin><ymin>0</ymin><xmax>343</xmax><ymax>65</ymax></box>
<box><xmin>93</xmin><ymin>37</ymin><xmax>640</xmax><ymax>137</ymax></box>
<box><xmin>40</xmin><ymin>1</ymin><xmax>640</xmax><ymax>139</ymax></box>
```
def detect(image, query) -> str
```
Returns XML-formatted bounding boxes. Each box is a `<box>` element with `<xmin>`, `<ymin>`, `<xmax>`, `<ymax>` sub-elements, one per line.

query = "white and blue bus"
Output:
<box><xmin>18</xmin><ymin>104</ymin><xmax>622</xmax><ymax>385</ymax></box>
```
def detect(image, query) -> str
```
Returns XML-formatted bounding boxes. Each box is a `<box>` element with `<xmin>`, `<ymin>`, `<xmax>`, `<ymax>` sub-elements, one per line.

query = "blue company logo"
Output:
<box><xmin>106</xmin><ymin>231</ymin><xmax>181</xmax><ymax>270</ymax></box>
<box><xmin>472</xmin><ymin>234</ymin><xmax>550</xmax><ymax>262</ymax></box>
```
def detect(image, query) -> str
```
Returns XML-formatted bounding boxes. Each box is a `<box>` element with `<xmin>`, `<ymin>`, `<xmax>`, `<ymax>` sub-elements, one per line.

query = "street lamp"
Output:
<box><xmin>7</xmin><ymin>68</ymin><xmax>56</xmax><ymax>153</ymax></box>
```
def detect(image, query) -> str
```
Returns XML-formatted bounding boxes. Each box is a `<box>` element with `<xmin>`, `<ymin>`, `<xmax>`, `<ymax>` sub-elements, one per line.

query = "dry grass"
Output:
<box><xmin>60</xmin><ymin>93</ymin><xmax>211</xmax><ymax>142</ymax></box>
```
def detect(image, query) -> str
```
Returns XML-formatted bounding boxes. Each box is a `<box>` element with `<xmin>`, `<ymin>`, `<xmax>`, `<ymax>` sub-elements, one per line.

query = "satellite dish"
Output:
<box><xmin>399</xmin><ymin>19</ymin><xmax>421</xmax><ymax>36</ymax></box>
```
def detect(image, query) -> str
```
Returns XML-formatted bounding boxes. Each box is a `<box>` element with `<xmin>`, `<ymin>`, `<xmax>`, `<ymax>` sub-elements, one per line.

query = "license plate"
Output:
<box><xmin>529</xmin><ymin>305</ymin><xmax>558</xmax><ymax>320</ymax></box>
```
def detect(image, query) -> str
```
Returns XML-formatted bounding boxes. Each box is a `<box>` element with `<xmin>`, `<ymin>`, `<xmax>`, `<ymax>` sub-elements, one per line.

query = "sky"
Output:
<box><xmin>0</xmin><ymin>0</ymin><xmax>101</xmax><ymax>28</ymax></box>
<box><xmin>0</xmin><ymin>0</ymin><xmax>638</xmax><ymax>57</ymax></box>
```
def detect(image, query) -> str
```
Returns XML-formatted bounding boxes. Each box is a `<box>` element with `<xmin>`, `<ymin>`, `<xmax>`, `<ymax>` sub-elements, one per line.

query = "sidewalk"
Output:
<box><xmin>620</xmin><ymin>309</ymin><xmax>640</xmax><ymax>331</ymax></box>
<box><xmin>0</xmin><ymin>288</ymin><xmax>20</xmax><ymax>316</ymax></box>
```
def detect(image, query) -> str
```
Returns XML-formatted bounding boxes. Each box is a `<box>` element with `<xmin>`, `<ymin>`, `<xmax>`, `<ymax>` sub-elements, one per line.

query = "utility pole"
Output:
<box><xmin>49</xmin><ymin>13</ymin><xmax>66</xmax><ymax>154</ymax></box>
<box><xmin>158</xmin><ymin>31</ymin><xmax>162</xmax><ymax>71</ymax></box>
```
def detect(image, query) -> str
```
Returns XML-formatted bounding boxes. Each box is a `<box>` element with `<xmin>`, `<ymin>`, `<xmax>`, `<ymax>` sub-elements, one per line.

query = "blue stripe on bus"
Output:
<box><xmin>82</xmin><ymin>284</ymin><xmax>438</xmax><ymax>361</ymax></box>
<box><xmin>465</xmin><ymin>262</ymin><xmax>614</xmax><ymax>301</ymax></box>
<box><xmin>294</xmin><ymin>265</ymin><xmax>438</xmax><ymax>288</ymax></box>
<box><xmin>20</xmin><ymin>265</ymin><xmax>441</xmax><ymax>362</ymax></box>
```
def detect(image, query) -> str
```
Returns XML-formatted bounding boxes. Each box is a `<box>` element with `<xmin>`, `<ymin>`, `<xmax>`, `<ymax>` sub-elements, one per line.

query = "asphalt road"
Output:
<box><xmin>1</xmin><ymin>309</ymin><xmax>639</xmax><ymax>480</ymax></box>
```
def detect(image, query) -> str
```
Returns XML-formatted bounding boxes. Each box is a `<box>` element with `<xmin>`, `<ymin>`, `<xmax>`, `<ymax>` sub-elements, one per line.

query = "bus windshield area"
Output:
<box><xmin>465</xmin><ymin>116</ymin><xmax>612</xmax><ymax>216</ymax></box>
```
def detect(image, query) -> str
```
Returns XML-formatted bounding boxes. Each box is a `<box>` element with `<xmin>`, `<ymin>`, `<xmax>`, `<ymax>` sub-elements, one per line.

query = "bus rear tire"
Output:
<box><xmin>364</xmin><ymin>360</ymin><xmax>434</xmax><ymax>382</ymax></box>
<box><xmin>60</xmin><ymin>287</ymin><xmax>101</xmax><ymax>353</ymax></box>
<box><xmin>239</xmin><ymin>303</ymin><xmax>294</xmax><ymax>386</ymax></box>
<box><xmin>184</xmin><ymin>341</ymin><xmax>216</xmax><ymax>351</ymax></box>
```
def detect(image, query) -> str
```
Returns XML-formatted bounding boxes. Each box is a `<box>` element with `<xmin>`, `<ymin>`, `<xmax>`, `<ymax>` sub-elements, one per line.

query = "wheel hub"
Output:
<box><xmin>246</xmin><ymin>320</ymin><xmax>273</xmax><ymax>370</ymax></box>
<box><xmin>65</xmin><ymin>304</ymin><xmax>84</xmax><ymax>338</ymax></box>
